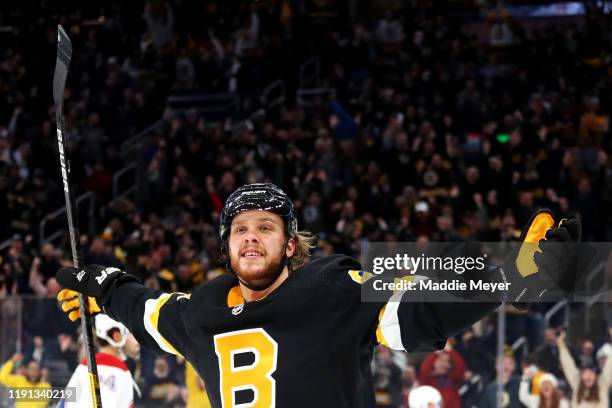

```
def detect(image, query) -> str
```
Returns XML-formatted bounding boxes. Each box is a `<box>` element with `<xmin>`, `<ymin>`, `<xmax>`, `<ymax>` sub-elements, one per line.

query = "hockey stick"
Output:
<box><xmin>53</xmin><ymin>25</ymin><xmax>102</xmax><ymax>408</ymax></box>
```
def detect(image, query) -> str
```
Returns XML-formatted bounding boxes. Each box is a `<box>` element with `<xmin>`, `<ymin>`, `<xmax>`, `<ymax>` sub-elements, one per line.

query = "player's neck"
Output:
<box><xmin>99</xmin><ymin>346</ymin><xmax>122</xmax><ymax>359</ymax></box>
<box><xmin>239</xmin><ymin>268</ymin><xmax>289</xmax><ymax>302</ymax></box>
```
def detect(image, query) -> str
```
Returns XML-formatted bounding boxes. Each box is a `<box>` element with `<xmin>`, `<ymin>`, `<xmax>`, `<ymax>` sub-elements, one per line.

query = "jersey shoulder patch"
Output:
<box><xmin>347</xmin><ymin>269</ymin><xmax>374</xmax><ymax>284</ymax></box>
<box><xmin>294</xmin><ymin>254</ymin><xmax>365</xmax><ymax>289</ymax></box>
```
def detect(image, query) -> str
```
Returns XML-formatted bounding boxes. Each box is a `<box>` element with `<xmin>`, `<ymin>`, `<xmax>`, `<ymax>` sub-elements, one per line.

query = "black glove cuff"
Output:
<box><xmin>98</xmin><ymin>273</ymin><xmax>141</xmax><ymax>306</ymax></box>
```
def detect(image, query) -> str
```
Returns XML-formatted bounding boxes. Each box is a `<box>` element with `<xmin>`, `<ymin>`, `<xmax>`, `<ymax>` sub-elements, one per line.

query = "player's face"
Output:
<box><xmin>229</xmin><ymin>210</ymin><xmax>295</xmax><ymax>289</ymax></box>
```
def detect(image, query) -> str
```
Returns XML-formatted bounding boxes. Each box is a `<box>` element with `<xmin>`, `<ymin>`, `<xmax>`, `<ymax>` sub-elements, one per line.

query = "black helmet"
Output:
<box><xmin>219</xmin><ymin>183</ymin><xmax>297</xmax><ymax>240</ymax></box>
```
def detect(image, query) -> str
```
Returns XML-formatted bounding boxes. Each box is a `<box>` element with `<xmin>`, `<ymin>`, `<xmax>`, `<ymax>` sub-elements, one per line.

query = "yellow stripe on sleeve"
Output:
<box><xmin>144</xmin><ymin>293</ymin><xmax>185</xmax><ymax>358</ymax></box>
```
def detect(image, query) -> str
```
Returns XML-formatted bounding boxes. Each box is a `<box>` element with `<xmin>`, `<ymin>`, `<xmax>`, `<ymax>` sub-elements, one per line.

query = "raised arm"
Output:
<box><xmin>557</xmin><ymin>331</ymin><xmax>579</xmax><ymax>391</ymax></box>
<box><xmin>598</xmin><ymin>327</ymin><xmax>612</xmax><ymax>387</ymax></box>
<box><xmin>376</xmin><ymin>211</ymin><xmax>580</xmax><ymax>353</ymax></box>
<box><xmin>519</xmin><ymin>373</ymin><xmax>538</xmax><ymax>407</ymax></box>
<box><xmin>0</xmin><ymin>354</ymin><xmax>24</xmax><ymax>387</ymax></box>
<box><xmin>56</xmin><ymin>265</ymin><xmax>194</xmax><ymax>359</ymax></box>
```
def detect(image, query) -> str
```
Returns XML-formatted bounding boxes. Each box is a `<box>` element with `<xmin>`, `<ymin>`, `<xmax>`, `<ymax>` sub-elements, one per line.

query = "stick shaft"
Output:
<box><xmin>53</xmin><ymin>25</ymin><xmax>102</xmax><ymax>408</ymax></box>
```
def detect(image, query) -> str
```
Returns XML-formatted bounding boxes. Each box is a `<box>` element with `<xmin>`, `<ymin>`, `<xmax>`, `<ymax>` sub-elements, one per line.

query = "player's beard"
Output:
<box><xmin>229</xmin><ymin>244</ymin><xmax>287</xmax><ymax>290</ymax></box>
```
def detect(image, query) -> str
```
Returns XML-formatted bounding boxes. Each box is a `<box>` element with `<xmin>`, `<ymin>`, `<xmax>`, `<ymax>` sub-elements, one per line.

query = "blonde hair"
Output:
<box><xmin>288</xmin><ymin>230</ymin><xmax>317</xmax><ymax>269</ymax></box>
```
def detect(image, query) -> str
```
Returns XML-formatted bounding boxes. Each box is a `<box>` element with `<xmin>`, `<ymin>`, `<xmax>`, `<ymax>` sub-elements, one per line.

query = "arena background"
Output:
<box><xmin>0</xmin><ymin>0</ymin><xmax>611</xmax><ymax>406</ymax></box>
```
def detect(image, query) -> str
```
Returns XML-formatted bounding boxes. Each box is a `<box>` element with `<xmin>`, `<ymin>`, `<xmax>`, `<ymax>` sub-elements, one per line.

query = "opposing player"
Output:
<box><xmin>56</xmin><ymin>183</ymin><xmax>581</xmax><ymax>407</ymax></box>
<box><xmin>58</xmin><ymin>314</ymin><xmax>139</xmax><ymax>408</ymax></box>
<box><xmin>409</xmin><ymin>385</ymin><xmax>444</xmax><ymax>408</ymax></box>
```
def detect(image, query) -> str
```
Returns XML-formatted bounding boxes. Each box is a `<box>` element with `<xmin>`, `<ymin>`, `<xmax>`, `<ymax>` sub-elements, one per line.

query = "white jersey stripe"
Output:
<box><xmin>378</xmin><ymin>291</ymin><xmax>406</xmax><ymax>351</ymax></box>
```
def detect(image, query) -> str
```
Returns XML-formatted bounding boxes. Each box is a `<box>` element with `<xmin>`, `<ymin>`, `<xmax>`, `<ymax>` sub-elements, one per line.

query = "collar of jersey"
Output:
<box><xmin>226</xmin><ymin>265</ymin><xmax>303</xmax><ymax>308</ymax></box>
<box><xmin>227</xmin><ymin>285</ymin><xmax>244</xmax><ymax>307</ymax></box>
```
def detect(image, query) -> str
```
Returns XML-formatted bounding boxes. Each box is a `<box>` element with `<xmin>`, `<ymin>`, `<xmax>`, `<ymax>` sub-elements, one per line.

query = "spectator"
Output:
<box><xmin>142</xmin><ymin>1</ymin><xmax>174</xmax><ymax>51</ymax></box>
<box><xmin>373</xmin><ymin>346</ymin><xmax>403</xmax><ymax>408</ymax></box>
<box><xmin>536</xmin><ymin>327</ymin><xmax>564</xmax><ymax>379</ymax></box>
<box><xmin>596</xmin><ymin>343</ymin><xmax>611</xmax><ymax>372</ymax></box>
<box><xmin>558</xmin><ymin>329</ymin><xmax>612</xmax><ymax>407</ymax></box>
<box><xmin>519</xmin><ymin>371</ymin><xmax>569</xmax><ymax>408</ymax></box>
<box><xmin>578</xmin><ymin>337</ymin><xmax>597</xmax><ymax>369</ymax></box>
<box><xmin>142</xmin><ymin>355</ymin><xmax>183</xmax><ymax>407</ymax></box>
<box><xmin>455</xmin><ymin>327</ymin><xmax>494</xmax><ymax>383</ymax></box>
<box><xmin>480</xmin><ymin>355</ymin><xmax>522</xmax><ymax>408</ymax></box>
<box><xmin>418</xmin><ymin>343</ymin><xmax>465</xmax><ymax>408</ymax></box>
<box><xmin>0</xmin><ymin>353</ymin><xmax>51</xmax><ymax>407</ymax></box>
<box><xmin>401</xmin><ymin>364</ymin><xmax>419</xmax><ymax>406</ymax></box>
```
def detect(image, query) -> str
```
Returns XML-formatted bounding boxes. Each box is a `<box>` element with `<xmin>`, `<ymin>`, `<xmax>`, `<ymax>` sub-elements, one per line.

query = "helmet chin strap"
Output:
<box><xmin>226</xmin><ymin>238</ymin><xmax>292</xmax><ymax>293</ymax></box>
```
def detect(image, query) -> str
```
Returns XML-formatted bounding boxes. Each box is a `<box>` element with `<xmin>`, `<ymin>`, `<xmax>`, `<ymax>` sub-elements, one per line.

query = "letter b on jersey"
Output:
<box><xmin>214</xmin><ymin>328</ymin><xmax>278</xmax><ymax>407</ymax></box>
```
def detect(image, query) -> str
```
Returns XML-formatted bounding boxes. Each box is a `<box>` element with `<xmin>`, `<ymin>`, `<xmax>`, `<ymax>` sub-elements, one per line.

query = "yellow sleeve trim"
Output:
<box><xmin>148</xmin><ymin>294</ymin><xmax>184</xmax><ymax>358</ymax></box>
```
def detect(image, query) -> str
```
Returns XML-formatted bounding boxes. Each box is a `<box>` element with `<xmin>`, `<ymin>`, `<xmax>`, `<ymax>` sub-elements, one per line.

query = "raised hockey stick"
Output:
<box><xmin>53</xmin><ymin>25</ymin><xmax>102</xmax><ymax>408</ymax></box>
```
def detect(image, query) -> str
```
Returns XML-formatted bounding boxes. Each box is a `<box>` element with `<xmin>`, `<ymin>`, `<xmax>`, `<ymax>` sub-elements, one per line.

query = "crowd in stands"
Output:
<box><xmin>0</xmin><ymin>0</ymin><xmax>612</xmax><ymax>406</ymax></box>
<box><xmin>371</xmin><ymin>327</ymin><xmax>612</xmax><ymax>408</ymax></box>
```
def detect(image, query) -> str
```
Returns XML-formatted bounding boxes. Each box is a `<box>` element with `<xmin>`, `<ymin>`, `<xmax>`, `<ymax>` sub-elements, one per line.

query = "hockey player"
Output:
<box><xmin>59</xmin><ymin>314</ymin><xmax>139</xmax><ymax>408</ymax></box>
<box><xmin>56</xmin><ymin>183</ymin><xmax>581</xmax><ymax>407</ymax></box>
<box><xmin>408</xmin><ymin>385</ymin><xmax>443</xmax><ymax>408</ymax></box>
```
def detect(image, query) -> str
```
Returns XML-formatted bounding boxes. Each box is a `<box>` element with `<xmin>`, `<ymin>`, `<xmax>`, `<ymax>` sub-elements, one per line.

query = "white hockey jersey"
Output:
<box><xmin>60</xmin><ymin>352</ymin><xmax>134</xmax><ymax>408</ymax></box>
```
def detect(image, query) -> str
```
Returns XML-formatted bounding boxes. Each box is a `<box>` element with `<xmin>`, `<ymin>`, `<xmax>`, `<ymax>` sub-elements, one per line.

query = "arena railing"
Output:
<box><xmin>120</xmin><ymin>119</ymin><xmax>168</xmax><ymax>161</ymax></box>
<box><xmin>511</xmin><ymin>336</ymin><xmax>528</xmax><ymax>357</ymax></box>
<box><xmin>0</xmin><ymin>238</ymin><xmax>11</xmax><ymax>253</ymax></box>
<box><xmin>584</xmin><ymin>262</ymin><xmax>608</xmax><ymax>333</ymax></box>
<box><xmin>299</xmin><ymin>57</ymin><xmax>320</xmax><ymax>89</ymax></box>
<box><xmin>296</xmin><ymin>88</ymin><xmax>337</xmax><ymax>108</ymax></box>
<box><xmin>544</xmin><ymin>299</ymin><xmax>569</xmax><ymax>329</ymax></box>
<box><xmin>166</xmin><ymin>93</ymin><xmax>241</xmax><ymax>117</ymax></box>
<box><xmin>260</xmin><ymin>79</ymin><xmax>286</xmax><ymax>109</ymax></box>
<box><xmin>38</xmin><ymin>191</ymin><xmax>96</xmax><ymax>246</ymax></box>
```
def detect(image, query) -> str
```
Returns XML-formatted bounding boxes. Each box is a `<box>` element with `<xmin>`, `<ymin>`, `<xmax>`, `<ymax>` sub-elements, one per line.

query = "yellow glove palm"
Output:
<box><xmin>57</xmin><ymin>289</ymin><xmax>102</xmax><ymax>321</ymax></box>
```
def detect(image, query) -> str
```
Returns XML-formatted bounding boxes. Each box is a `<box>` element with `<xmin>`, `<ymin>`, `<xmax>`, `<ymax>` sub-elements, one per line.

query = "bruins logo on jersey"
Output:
<box><xmin>348</xmin><ymin>269</ymin><xmax>374</xmax><ymax>284</ymax></box>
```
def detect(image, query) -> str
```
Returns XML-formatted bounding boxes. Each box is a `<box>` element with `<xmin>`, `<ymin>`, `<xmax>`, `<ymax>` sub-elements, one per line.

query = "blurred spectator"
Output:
<box><xmin>480</xmin><ymin>355</ymin><xmax>522</xmax><ymax>408</ymax></box>
<box><xmin>536</xmin><ymin>327</ymin><xmax>564</xmax><ymax>379</ymax></box>
<box><xmin>578</xmin><ymin>337</ymin><xmax>597</xmax><ymax>369</ymax></box>
<box><xmin>558</xmin><ymin>329</ymin><xmax>612</xmax><ymax>407</ymax></box>
<box><xmin>519</xmin><ymin>370</ymin><xmax>568</xmax><ymax>408</ymax></box>
<box><xmin>400</xmin><ymin>364</ymin><xmax>419</xmax><ymax>406</ymax></box>
<box><xmin>596</xmin><ymin>343</ymin><xmax>611</xmax><ymax>372</ymax></box>
<box><xmin>84</xmin><ymin>237</ymin><xmax>122</xmax><ymax>268</ymax></box>
<box><xmin>24</xmin><ymin>336</ymin><xmax>48</xmax><ymax>366</ymax></box>
<box><xmin>142</xmin><ymin>355</ymin><xmax>183</xmax><ymax>407</ymax></box>
<box><xmin>57</xmin><ymin>333</ymin><xmax>79</xmax><ymax>370</ymax></box>
<box><xmin>520</xmin><ymin>354</ymin><xmax>546</xmax><ymax>396</ymax></box>
<box><xmin>142</xmin><ymin>1</ymin><xmax>174</xmax><ymax>51</ymax></box>
<box><xmin>373</xmin><ymin>346</ymin><xmax>403</xmax><ymax>408</ymax></box>
<box><xmin>418</xmin><ymin>343</ymin><xmax>465</xmax><ymax>408</ymax></box>
<box><xmin>0</xmin><ymin>353</ymin><xmax>51</xmax><ymax>407</ymax></box>
<box><xmin>455</xmin><ymin>327</ymin><xmax>494</xmax><ymax>383</ymax></box>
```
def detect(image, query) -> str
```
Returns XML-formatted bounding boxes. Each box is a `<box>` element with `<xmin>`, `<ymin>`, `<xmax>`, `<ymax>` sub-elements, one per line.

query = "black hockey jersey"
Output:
<box><xmin>106</xmin><ymin>254</ymin><xmax>497</xmax><ymax>407</ymax></box>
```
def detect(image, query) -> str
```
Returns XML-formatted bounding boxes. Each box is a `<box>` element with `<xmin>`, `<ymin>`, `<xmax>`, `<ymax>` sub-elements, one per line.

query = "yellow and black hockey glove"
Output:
<box><xmin>57</xmin><ymin>289</ymin><xmax>102</xmax><ymax>321</ymax></box>
<box><xmin>499</xmin><ymin>210</ymin><xmax>581</xmax><ymax>309</ymax></box>
<box><xmin>56</xmin><ymin>265</ymin><xmax>139</xmax><ymax>320</ymax></box>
